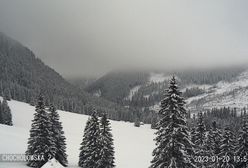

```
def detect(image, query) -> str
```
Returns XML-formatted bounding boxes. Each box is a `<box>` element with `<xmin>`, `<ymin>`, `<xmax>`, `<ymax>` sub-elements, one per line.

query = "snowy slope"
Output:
<box><xmin>126</xmin><ymin>72</ymin><xmax>169</xmax><ymax>101</ymax></box>
<box><xmin>42</xmin><ymin>158</ymin><xmax>64</xmax><ymax>168</ymax></box>
<box><xmin>148</xmin><ymin>69</ymin><xmax>248</xmax><ymax>113</ymax></box>
<box><xmin>186</xmin><ymin>69</ymin><xmax>248</xmax><ymax>110</ymax></box>
<box><xmin>0</xmin><ymin>99</ymin><xmax>155</xmax><ymax>168</ymax></box>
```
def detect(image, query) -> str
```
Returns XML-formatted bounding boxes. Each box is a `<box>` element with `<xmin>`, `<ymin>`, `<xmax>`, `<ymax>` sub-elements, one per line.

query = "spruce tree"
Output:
<box><xmin>150</xmin><ymin>76</ymin><xmax>195</xmax><ymax>168</ymax></box>
<box><xmin>210</xmin><ymin>121</ymin><xmax>222</xmax><ymax>155</ymax></box>
<box><xmin>26</xmin><ymin>95</ymin><xmax>56</xmax><ymax>167</ymax></box>
<box><xmin>134</xmin><ymin>117</ymin><xmax>141</xmax><ymax>127</ymax></box>
<box><xmin>78</xmin><ymin>110</ymin><xmax>102</xmax><ymax>168</ymax></box>
<box><xmin>49</xmin><ymin>105</ymin><xmax>68</xmax><ymax>167</ymax></box>
<box><xmin>194</xmin><ymin>112</ymin><xmax>206</xmax><ymax>149</ymax></box>
<box><xmin>194</xmin><ymin>112</ymin><xmax>208</xmax><ymax>168</ymax></box>
<box><xmin>205</xmin><ymin>121</ymin><xmax>222</xmax><ymax>167</ymax></box>
<box><xmin>78</xmin><ymin>117</ymin><xmax>92</xmax><ymax>167</ymax></box>
<box><xmin>99</xmin><ymin>113</ymin><xmax>115</xmax><ymax>168</ymax></box>
<box><xmin>1</xmin><ymin>97</ymin><xmax>12</xmax><ymax>126</ymax></box>
<box><xmin>236</xmin><ymin>115</ymin><xmax>248</xmax><ymax>168</ymax></box>
<box><xmin>219</xmin><ymin>126</ymin><xmax>235</xmax><ymax>168</ymax></box>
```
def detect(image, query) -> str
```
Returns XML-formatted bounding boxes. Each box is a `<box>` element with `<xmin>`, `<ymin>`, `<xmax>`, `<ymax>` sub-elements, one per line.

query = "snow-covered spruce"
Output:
<box><xmin>236</xmin><ymin>115</ymin><xmax>248</xmax><ymax>168</ymax></box>
<box><xmin>194</xmin><ymin>112</ymin><xmax>206</xmax><ymax>150</ymax></box>
<box><xmin>78</xmin><ymin>110</ymin><xmax>102</xmax><ymax>168</ymax></box>
<box><xmin>99</xmin><ymin>113</ymin><xmax>115</xmax><ymax>168</ymax></box>
<box><xmin>150</xmin><ymin>76</ymin><xmax>196</xmax><ymax>168</ymax></box>
<box><xmin>49</xmin><ymin>105</ymin><xmax>68</xmax><ymax>167</ymax></box>
<box><xmin>207</xmin><ymin>121</ymin><xmax>222</xmax><ymax>156</ymax></box>
<box><xmin>0</xmin><ymin>97</ymin><xmax>12</xmax><ymax>126</ymax></box>
<box><xmin>219</xmin><ymin>126</ymin><xmax>235</xmax><ymax>168</ymax></box>
<box><xmin>26</xmin><ymin>95</ymin><xmax>56</xmax><ymax>167</ymax></box>
<box><xmin>205</xmin><ymin>121</ymin><xmax>222</xmax><ymax>167</ymax></box>
<box><xmin>193</xmin><ymin>112</ymin><xmax>210</xmax><ymax>168</ymax></box>
<box><xmin>78</xmin><ymin>116</ymin><xmax>91</xmax><ymax>167</ymax></box>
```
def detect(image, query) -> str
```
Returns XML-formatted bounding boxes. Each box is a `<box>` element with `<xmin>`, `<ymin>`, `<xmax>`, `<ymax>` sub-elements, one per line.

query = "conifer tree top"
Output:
<box><xmin>151</xmin><ymin>76</ymin><xmax>195</xmax><ymax>168</ymax></box>
<box><xmin>36</xmin><ymin>94</ymin><xmax>45</xmax><ymax>109</ymax></box>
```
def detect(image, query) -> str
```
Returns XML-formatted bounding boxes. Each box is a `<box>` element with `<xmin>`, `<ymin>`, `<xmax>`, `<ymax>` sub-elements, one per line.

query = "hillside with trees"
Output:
<box><xmin>85</xmin><ymin>70</ymin><xmax>149</xmax><ymax>103</ymax></box>
<box><xmin>0</xmin><ymin>33</ymin><xmax>131</xmax><ymax>122</ymax></box>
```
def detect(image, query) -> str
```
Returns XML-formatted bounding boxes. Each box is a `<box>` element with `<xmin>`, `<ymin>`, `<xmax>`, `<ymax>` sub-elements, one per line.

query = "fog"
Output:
<box><xmin>0</xmin><ymin>0</ymin><xmax>248</xmax><ymax>77</ymax></box>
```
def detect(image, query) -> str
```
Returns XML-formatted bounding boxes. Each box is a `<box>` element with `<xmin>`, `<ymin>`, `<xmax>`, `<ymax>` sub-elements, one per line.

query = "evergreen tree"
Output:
<box><xmin>236</xmin><ymin>115</ymin><xmax>248</xmax><ymax>168</ymax></box>
<box><xmin>194</xmin><ymin>112</ymin><xmax>208</xmax><ymax>168</ymax></box>
<box><xmin>219</xmin><ymin>126</ymin><xmax>235</xmax><ymax>168</ymax></box>
<box><xmin>98</xmin><ymin>113</ymin><xmax>115</xmax><ymax>168</ymax></box>
<box><xmin>78</xmin><ymin>110</ymin><xmax>102</xmax><ymax>168</ymax></box>
<box><xmin>1</xmin><ymin>97</ymin><xmax>13</xmax><ymax>126</ymax></box>
<box><xmin>49</xmin><ymin>105</ymin><xmax>68</xmax><ymax>167</ymax></box>
<box><xmin>210</xmin><ymin>121</ymin><xmax>222</xmax><ymax>156</ymax></box>
<box><xmin>134</xmin><ymin>117</ymin><xmax>141</xmax><ymax>127</ymax></box>
<box><xmin>194</xmin><ymin>112</ymin><xmax>206</xmax><ymax>149</ymax></box>
<box><xmin>78</xmin><ymin>116</ymin><xmax>92</xmax><ymax>166</ymax></box>
<box><xmin>205</xmin><ymin>121</ymin><xmax>222</xmax><ymax>167</ymax></box>
<box><xmin>26</xmin><ymin>95</ymin><xmax>56</xmax><ymax>167</ymax></box>
<box><xmin>150</xmin><ymin>76</ymin><xmax>195</xmax><ymax>168</ymax></box>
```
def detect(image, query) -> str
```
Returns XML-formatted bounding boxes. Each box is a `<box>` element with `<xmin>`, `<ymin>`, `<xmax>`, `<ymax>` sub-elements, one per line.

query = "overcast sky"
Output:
<box><xmin>0</xmin><ymin>0</ymin><xmax>248</xmax><ymax>77</ymax></box>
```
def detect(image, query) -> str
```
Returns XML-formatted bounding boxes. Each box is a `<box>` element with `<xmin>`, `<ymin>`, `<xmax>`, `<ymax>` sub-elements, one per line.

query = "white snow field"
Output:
<box><xmin>0</xmin><ymin>99</ymin><xmax>155</xmax><ymax>168</ymax></box>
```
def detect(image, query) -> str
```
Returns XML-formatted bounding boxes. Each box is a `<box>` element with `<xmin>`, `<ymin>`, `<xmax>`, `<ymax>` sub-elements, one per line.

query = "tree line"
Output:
<box><xmin>0</xmin><ymin>33</ymin><xmax>133</xmax><ymax>123</ymax></box>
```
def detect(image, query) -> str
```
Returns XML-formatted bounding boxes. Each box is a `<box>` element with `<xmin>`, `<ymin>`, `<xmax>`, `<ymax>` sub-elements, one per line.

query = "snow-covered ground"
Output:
<box><xmin>42</xmin><ymin>158</ymin><xmax>64</xmax><ymax>168</ymax></box>
<box><xmin>214</xmin><ymin>70</ymin><xmax>248</xmax><ymax>95</ymax></box>
<box><xmin>186</xmin><ymin>93</ymin><xmax>209</xmax><ymax>104</ymax></box>
<box><xmin>0</xmin><ymin>99</ymin><xmax>155</xmax><ymax>168</ymax></box>
<box><xmin>186</xmin><ymin>69</ymin><xmax>248</xmax><ymax>110</ymax></box>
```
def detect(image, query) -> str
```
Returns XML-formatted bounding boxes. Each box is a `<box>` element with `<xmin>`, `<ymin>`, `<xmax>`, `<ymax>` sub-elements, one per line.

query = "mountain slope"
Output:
<box><xmin>0</xmin><ymin>98</ymin><xmax>155</xmax><ymax>168</ymax></box>
<box><xmin>85</xmin><ymin>70</ymin><xmax>149</xmax><ymax>102</ymax></box>
<box><xmin>0</xmin><ymin>33</ymin><xmax>130</xmax><ymax>121</ymax></box>
<box><xmin>84</xmin><ymin>67</ymin><xmax>248</xmax><ymax>122</ymax></box>
<box><xmin>186</xmin><ymin>69</ymin><xmax>248</xmax><ymax>111</ymax></box>
<box><xmin>86</xmin><ymin>68</ymin><xmax>246</xmax><ymax>105</ymax></box>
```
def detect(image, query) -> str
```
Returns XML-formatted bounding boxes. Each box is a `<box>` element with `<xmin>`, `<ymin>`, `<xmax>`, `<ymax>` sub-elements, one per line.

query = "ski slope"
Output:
<box><xmin>0</xmin><ymin>99</ymin><xmax>155</xmax><ymax>168</ymax></box>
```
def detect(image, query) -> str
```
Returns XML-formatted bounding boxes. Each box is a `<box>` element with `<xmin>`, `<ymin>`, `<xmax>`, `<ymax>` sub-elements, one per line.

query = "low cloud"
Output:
<box><xmin>0</xmin><ymin>0</ymin><xmax>248</xmax><ymax>77</ymax></box>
